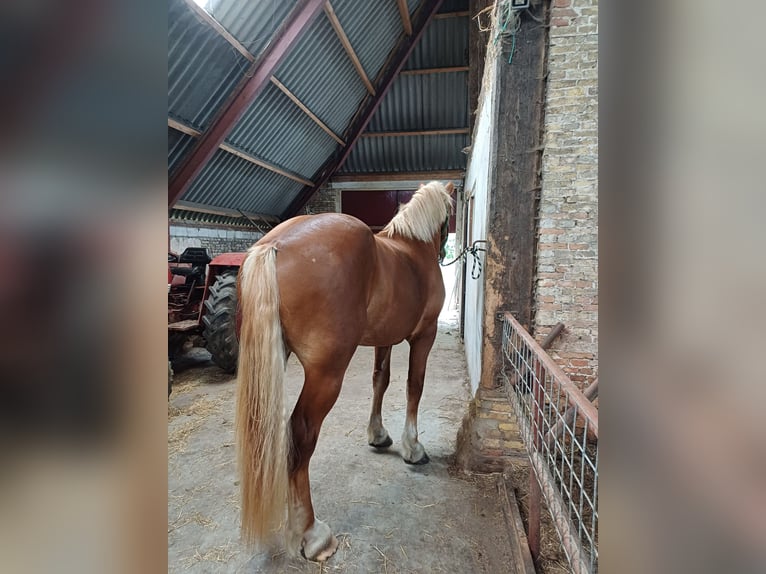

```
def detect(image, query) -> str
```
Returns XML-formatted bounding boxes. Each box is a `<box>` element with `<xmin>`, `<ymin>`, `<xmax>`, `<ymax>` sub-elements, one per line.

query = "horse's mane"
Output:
<box><xmin>381</xmin><ymin>181</ymin><xmax>452</xmax><ymax>242</ymax></box>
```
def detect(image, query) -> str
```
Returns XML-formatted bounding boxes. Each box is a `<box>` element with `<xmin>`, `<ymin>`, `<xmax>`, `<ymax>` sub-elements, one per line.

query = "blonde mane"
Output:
<box><xmin>381</xmin><ymin>181</ymin><xmax>452</xmax><ymax>242</ymax></box>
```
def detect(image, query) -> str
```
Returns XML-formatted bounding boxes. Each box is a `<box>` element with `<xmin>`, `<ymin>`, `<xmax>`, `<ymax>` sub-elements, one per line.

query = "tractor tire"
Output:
<box><xmin>202</xmin><ymin>271</ymin><xmax>239</xmax><ymax>373</ymax></box>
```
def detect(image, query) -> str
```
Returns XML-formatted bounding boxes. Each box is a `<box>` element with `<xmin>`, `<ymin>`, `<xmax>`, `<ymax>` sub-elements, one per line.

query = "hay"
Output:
<box><xmin>181</xmin><ymin>540</ymin><xmax>239</xmax><ymax>566</ymax></box>
<box><xmin>168</xmin><ymin>511</ymin><xmax>218</xmax><ymax>533</ymax></box>
<box><xmin>168</xmin><ymin>417</ymin><xmax>205</xmax><ymax>454</ymax></box>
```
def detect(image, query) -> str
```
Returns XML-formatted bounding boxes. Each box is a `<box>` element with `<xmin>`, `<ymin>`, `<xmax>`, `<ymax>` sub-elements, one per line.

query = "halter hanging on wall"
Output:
<box><xmin>440</xmin><ymin>239</ymin><xmax>487</xmax><ymax>279</ymax></box>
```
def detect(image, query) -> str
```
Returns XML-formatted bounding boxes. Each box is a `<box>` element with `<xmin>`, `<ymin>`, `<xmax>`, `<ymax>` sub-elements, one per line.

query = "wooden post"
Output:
<box><xmin>468</xmin><ymin>0</ymin><xmax>492</xmax><ymax>138</ymax></box>
<box><xmin>479</xmin><ymin>1</ymin><xmax>550</xmax><ymax>390</ymax></box>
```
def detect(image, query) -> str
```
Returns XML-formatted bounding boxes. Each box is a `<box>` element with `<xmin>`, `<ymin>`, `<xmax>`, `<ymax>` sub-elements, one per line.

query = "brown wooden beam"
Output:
<box><xmin>182</xmin><ymin>0</ymin><xmax>255</xmax><ymax>62</ymax></box>
<box><xmin>168</xmin><ymin>118</ymin><xmax>315</xmax><ymax>186</ymax></box>
<box><xmin>400</xmin><ymin>65</ymin><xmax>469</xmax><ymax>75</ymax></box>
<box><xmin>324</xmin><ymin>1</ymin><xmax>375</xmax><ymax>95</ymax></box>
<box><xmin>468</xmin><ymin>0</ymin><xmax>492</xmax><ymax>138</ymax></box>
<box><xmin>360</xmin><ymin>128</ymin><xmax>469</xmax><ymax>138</ymax></box>
<box><xmin>396</xmin><ymin>0</ymin><xmax>413</xmax><ymax>35</ymax></box>
<box><xmin>434</xmin><ymin>10</ymin><xmax>470</xmax><ymax>19</ymax></box>
<box><xmin>284</xmin><ymin>0</ymin><xmax>446</xmax><ymax>217</ymax></box>
<box><xmin>168</xmin><ymin>0</ymin><xmax>325</xmax><ymax>207</ymax></box>
<box><xmin>269</xmin><ymin>77</ymin><xmax>345</xmax><ymax>145</ymax></box>
<box><xmin>479</xmin><ymin>2</ymin><xmax>550</xmax><ymax>390</ymax></box>
<box><xmin>332</xmin><ymin>170</ymin><xmax>464</xmax><ymax>182</ymax></box>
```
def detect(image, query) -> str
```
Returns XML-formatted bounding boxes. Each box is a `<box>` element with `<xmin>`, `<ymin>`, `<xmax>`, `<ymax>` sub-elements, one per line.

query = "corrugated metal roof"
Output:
<box><xmin>183</xmin><ymin>149</ymin><xmax>304</xmax><ymax>216</ymax></box>
<box><xmin>204</xmin><ymin>0</ymin><xmax>298</xmax><ymax>57</ymax></box>
<box><xmin>403</xmin><ymin>14</ymin><xmax>469</xmax><ymax>70</ymax></box>
<box><xmin>168</xmin><ymin>0</ymin><xmax>469</xmax><ymax>219</ymax></box>
<box><xmin>227</xmin><ymin>82</ymin><xmax>339</xmax><ymax>179</ymax></box>
<box><xmin>272</xmin><ymin>14</ymin><xmax>368</xmax><ymax>136</ymax></box>
<box><xmin>169</xmin><ymin>209</ymin><xmax>260</xmax><ymax>228</ymax></box>
<box><xmin>331</xmin><ymin>0</ymin><xmax>403</xmax><ymax>81</ymax></box>
<box><xmin>168</xmin><ymin>127</ymin><xmax>197</xmax><ymax>176</ymax></box>
<box><xmin>366</xmin><ymin>72</ymin><xmax>468</xmax><ymax>131</ymax></box>
<box><xmin>339</xmin><ymin>133</ymin><xmax>468</xmax><ymax>173</ymax></box>
<box><xmin>168</xmin><ymin>0</ymin><xmax>249</xmax><ymax>131</ymax></box>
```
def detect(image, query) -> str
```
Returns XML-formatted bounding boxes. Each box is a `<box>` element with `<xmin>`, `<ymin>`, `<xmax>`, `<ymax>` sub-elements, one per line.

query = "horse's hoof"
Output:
<box><xmin>404</xmin><ymin>452</ymin><xmax>430</xmax><ymax>465</ymax></box>
<box><xmin>301</xmin><ymin>519</ymin><xmax>338</xmax><ymax>562</ymax></box>
<box><xmin>369</xmin><ymin>436</ymin><xmax>393</xmax><ymax>448</ymax></box>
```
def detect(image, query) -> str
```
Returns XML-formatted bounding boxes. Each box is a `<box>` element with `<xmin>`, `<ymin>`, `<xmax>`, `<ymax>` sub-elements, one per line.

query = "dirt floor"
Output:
<box><xmin>168</xmin><ymin>310</ymin><xmax>523</xmax><ymax>573</ymax></box>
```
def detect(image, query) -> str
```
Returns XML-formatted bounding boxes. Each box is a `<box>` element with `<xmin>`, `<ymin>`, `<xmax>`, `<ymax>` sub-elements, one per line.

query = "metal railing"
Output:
<box><xmin>502</xmin><ymin>312</ymin><xmax>598</xmax><ymax>573</ymax></box>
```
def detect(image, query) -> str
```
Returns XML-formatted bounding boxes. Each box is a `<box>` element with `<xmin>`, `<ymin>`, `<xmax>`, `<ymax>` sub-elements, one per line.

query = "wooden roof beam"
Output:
<box><xmin>360</xmin><ymin>128</ymin><xmax>469</xmax><ymax>138</ymax></box>
<box><xmin>284</xmin><ymin>0</ymin><xmax>446</xmax><ymax>217</ymax></box>
<box><xmin>269</xmin><ymin>77</ymin><xmax>345</xmax><ymax>145</ymax></box>
<box><xmin>400</xmin><ymin>65</ymin><xmax>469</xmax><ymax>75</ymax></box>
<box><xmin>324</xmin><ymin>1</ymin><xmax>375</xmax><ymax>95</ymax></box>
<box><xmin>172</xmin><ymin>200</ymin><xmax>280</xmax><ymax>224</ymax></box>
<box><xmin>396</xmin><ymin>0</ymin><xmax>413</xmax><ymax>35</ymax></box>
<box><xmin>168</xmin><ymin>118</ymin><xmax>315</xmax><ymax>187</ymax></box>
<box><xmin>169</xmin><ymin>0</ymin><xmax>325</xmax><ymax>207</ymax></box>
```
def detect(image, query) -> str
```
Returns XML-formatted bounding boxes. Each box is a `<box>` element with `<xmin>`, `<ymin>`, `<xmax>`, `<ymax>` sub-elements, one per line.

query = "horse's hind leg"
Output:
<box><xmin>401</xmin><ymin>325</ymin><xmax>437</xmax><ymax>465</ymax></box>
<box><xmin>287</xmin><ymin>358</ymin><xmax>351</xmax><ymax>562</ymax></box>
<box><xmin>367</xmin><ymin>345</ymin><xmax>393</xmax><ymax>448</ymax></box>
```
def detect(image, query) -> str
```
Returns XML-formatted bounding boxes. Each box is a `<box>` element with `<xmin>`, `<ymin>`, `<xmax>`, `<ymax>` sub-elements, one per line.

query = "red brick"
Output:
<box><xmin>568</xmin><ymin>243</ymin><xmax>589</xmax><ymax>250</ymax></box>
<box><xmin>551</xmin><ymin>17</ymin><xmax>572</xmax><ymax>27</ymax></box>
<box><xmin>553</xmin><ymin>0</ymin><xmax>571</xmax><ymax>7</ymax></box>
<box><xmin>570</xmin><ymin>359</ymin><xmax>590</xmax><ymax>367</ymax></box>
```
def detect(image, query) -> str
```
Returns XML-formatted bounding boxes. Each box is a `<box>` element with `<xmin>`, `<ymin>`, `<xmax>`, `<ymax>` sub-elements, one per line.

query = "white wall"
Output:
<box><xmin>462</xmin><ymin>35</ymin><xmax>501</xmax><ymax>395</ymax></box>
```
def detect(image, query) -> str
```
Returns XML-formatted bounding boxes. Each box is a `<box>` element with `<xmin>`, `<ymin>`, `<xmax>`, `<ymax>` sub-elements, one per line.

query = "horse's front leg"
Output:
<box><xmin>401</xmin><ymin>325</ymin><xmax>437</xmax><ymax>465</ymax></box>
<box><xmin>367</xmin><ymin>345</ymin><xmax>393</xmax><ymax>448</ymax></box>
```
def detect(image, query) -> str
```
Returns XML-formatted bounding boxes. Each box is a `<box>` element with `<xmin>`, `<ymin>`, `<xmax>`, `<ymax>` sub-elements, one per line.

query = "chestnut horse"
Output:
<box><xmin>235</xmin><ymin>181</ymin><xmax>454</xmax><ymax>562</ymax></box>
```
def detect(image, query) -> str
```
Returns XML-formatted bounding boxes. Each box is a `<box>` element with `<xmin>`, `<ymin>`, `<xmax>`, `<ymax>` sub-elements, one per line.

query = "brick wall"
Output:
<box><xmin>301</xmin><ymin>187</ymin><xmax>341</xmax><ymax>215</ymax></box>
<box><xmin>169</xmin><ymin>223</ymin><xmax>264</xmax><ymax>258</ymax></box>
<box><xmin>534</xmin><ymin>0</ymin><xmax>598</xmax><ymax>387</ymax></box>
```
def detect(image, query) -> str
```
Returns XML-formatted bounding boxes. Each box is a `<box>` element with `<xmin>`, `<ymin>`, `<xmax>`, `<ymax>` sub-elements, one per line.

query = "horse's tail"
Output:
<box><xmin>235</xmin><ymin>244</ymin><xmax>290</xmax><ymax>545</ymax></box>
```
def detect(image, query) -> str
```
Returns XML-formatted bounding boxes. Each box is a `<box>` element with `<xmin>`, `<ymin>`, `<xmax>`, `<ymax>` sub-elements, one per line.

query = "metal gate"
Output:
<box><xmin>502</xmin><ymin>313</ymin><xmax>598</xmax><ymax>573</ymax></box>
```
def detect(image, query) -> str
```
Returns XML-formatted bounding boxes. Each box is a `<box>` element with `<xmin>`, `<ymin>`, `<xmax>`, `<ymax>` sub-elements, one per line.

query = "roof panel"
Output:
<box><xmin>228</xmin><ymin>83</ymin><xmax>339</xmax><ymax>180</ymax></box>
<box><xmin>403</xmin><ymin>15</ymin><xmax>469</xmax><ymax>70</ymax></box>
<box><xmin>168</xmin><ymin>0</ymin><xmax>248</xmax><ymax>131</ymax></box>
<box><xmin>183</xmin><ymin>149</ymin><xmax>304</xmax><ymax>216</ymax></box>
<box><xmin>204</xmin><ymin>0</ymin><xmax>298</xmax><ymax>57</ymax></box>
<box><xmin>168</xmin><ymin>127</ymin><xmax>197</xmax><ymax>176</ymax></box>
<box><xmin>273</xmin><ymin>14</ymin><xmax>367</xmax><ymax>135</ymax></box>
<box><xmin>331</xmin><ymin>0</ymin><xmax>403</xmax><ymax>81</ymax></box>
<box><xmin>339</xmin><ymin>134</ymin><xmax>468</xmax><ymax>173</ymax></box>
<box><xmin>367</xmin><ymin>72</ymin><xmax>468</xmax><ymax>132</ymax></box>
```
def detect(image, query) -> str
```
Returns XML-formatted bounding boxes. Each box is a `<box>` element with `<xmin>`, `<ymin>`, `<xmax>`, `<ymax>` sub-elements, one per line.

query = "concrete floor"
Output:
<box><xmin>168</xmin><ymin>265</ymin><xmax>517</xmax><ymax>572</ymax></box>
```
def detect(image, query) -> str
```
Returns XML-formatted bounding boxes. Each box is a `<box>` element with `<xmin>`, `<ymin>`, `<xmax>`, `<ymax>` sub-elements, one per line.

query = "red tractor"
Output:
<box><xmin>168</xmin><ymin>247</ymin><xmax>245</xmax><ymax>393</ymax></box>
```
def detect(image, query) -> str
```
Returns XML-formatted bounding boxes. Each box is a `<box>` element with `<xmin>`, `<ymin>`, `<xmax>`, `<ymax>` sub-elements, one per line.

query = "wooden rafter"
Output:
<box><xmin>324</xmin><ymin>1</ymin><xmax>375</xmax><ymax>95</ymax></box>
<box><xmin>182</xmin><ymin>0</ymin><xmax>254</xmax><ymax>62</ymax></box>
<box><xmin>400</xmin><ymin>66</ymin><xmax>470</xmax><ymax>75</ymax></box>
<box><xmin>284</xmin><ymin>0</ymin><xmax>446</xmax><ymax>217</ymax></box>
<box><xmin>269</xmin><ymin>77</ymin><xmax>345</xmax><ymax>145</ymax></box>
<box><xmin>360</xmin><ymin>128</ymin><xmax>469</xmax><ymax>138</ymax></box>
<box><xmin>168</xmin><ymin>118</ymin><xmax>315</xmax><ymax>187</ymax></box>
<box><xmin>396</xmin><ymin>0</ymin><xmax>413</xmax><ymax>35</ymax></box>
<box><xmin>331</xmin><ymin>170</ymin><xmax>464</xmax><ymax>183</ymax></box>
<box><xmin>434</xmin><ymin>11</ymin><xmax>470</xmax><ymax>19</ymax></box>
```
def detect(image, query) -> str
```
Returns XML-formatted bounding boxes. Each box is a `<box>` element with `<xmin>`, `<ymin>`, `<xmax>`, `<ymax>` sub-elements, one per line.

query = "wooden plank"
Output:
<box><xmin>182</xmin><ymin>0</ymin><xmax>255</xmax><ymax>62</ymax></box>
<box><xmin>168</xmin><ymin>118</ymin><xmax>314</xmax><ymax>187</ymax></box>
<box><xmin>396</xmin><ymin>0</ymin><xmax>413</xmax><ymax>35</ymax></box>
<box><xmin>270</xmin><ymin>77</ymin><xmax>345</xmax><ymax>145</ymax></box>
<box><xmin>434</xmin><ymin>10</ymin><xmax>470</xmax><ymax>19</ymax></box>
<box><xmin>400</xmin><ymin>65</ymin><xmax>469</xmax><ymax>75</ymax></box>
<box><xmin>496</xmin><ymin>475</ymin><xmax>538</xmax><ymax>574</ymax></box>
<box><xmin>168</xmin><ymin>0</ymin><xmax>325</xmax><ymax>206</ymax></box>
<box><xmin>168</xmin><ymin>117</ymin><xmax>200</xmax><ymax>138</ymax></box>
<box><xmin>324</xmin><ymin>1</ymin><xmax>375</xmax><ymax>95</ymax></box>
<box><xmin>331</xmin><ymin>170</ymin><xmax>463</xmax><ymax>182</ymax></box>
<box><xmin>360</xmin><ymin>128</ymin><xmax>469</xmax><ymax>138</ymax></box>
<box><xmin>218</xmin><ymin>143</ymin><xmax>314</xmax><ymax>186</ymax></box>
<box><xmin>479</xmin><ymin>1</ymin><xmax>550</xmax><ymax>390</ymax></box>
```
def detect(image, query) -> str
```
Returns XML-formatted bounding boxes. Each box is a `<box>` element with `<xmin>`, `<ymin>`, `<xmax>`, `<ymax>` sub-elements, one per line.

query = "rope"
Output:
<box><xmin>440</xmin><ymin>240</ymin><xmax>487</xmax><ymax>280</ymax></box>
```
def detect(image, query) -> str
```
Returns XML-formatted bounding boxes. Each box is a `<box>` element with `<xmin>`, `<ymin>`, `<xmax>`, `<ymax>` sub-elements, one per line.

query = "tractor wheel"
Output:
<box><xmin>202</xmin><ymin>271</ymin><xmax>239</xmax><ymax>373</ymax></box>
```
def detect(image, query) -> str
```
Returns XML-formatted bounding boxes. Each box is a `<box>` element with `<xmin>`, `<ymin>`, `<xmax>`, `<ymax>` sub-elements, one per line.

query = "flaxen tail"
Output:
<box><xmin>235</xmin><ymin>244</ymin><xmax>290</xmax><ymax>545</ymax></box>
